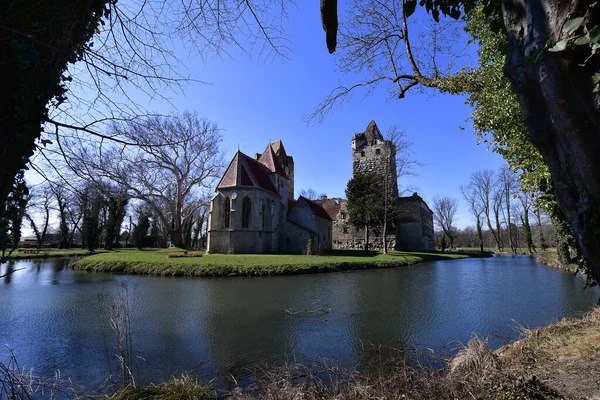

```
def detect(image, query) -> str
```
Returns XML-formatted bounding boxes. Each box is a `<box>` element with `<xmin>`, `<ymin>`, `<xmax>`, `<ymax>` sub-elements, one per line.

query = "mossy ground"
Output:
<box><xmin>71</xmin><ymin>248</ymin><xmax>485</xmax><ymax>277</ymax></box>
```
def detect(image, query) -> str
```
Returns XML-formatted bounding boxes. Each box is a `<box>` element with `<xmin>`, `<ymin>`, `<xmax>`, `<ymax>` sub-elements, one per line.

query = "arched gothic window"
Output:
<box><xmin>223</xmin><ymin>196</ymin><xmax>231</xmax><ymax>228</ymax></box>
<box><xmin>242</xmin><ymin>196</ymin><xmax>251</xmax><ymax>228</ymax></box>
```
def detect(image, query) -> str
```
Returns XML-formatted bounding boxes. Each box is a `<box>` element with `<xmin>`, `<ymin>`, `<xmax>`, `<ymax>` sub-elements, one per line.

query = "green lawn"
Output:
<box><xmin>6</xmin><ymin>248</ymin><xmax>108</xmax><ymax>259</ymax></box>
<box><xmin>71</xmin><ymin>248</ymin><xmax>485</xmax><ymax>277</ymax></box>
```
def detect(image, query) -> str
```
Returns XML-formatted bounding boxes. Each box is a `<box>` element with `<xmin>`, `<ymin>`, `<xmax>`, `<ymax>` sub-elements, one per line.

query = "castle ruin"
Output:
<box><xmin>321</xmin><ymin>120</ymin><xmax>435</xmax><ymax>251</ymax></box>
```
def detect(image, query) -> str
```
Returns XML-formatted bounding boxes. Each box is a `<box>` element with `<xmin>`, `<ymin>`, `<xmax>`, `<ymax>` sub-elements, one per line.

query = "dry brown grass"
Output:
<box><xmin>6</xmin><ymin>309</ymin><xmax>599</xmax><ymax>399</ymax></box>
<box><xmin>447</xmin><ymin>337</ymin><xmax>499</xmax><ymax>382</ymax></box>
<box><xmin>499</xmin><ymin>308</ymin><xmax>600</xmax><ymax>364</ymax></box>
<box><xmin>111</xmin><ymin>374</ymin><xmax>218</xmax><ymax>400</ymax></box>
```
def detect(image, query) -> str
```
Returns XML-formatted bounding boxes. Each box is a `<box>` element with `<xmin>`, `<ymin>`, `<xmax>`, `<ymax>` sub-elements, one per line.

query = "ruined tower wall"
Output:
<box><xmin>351</xmin><ymin>140</ymin><xmax>399</xmax><ymax>199</ymax></box>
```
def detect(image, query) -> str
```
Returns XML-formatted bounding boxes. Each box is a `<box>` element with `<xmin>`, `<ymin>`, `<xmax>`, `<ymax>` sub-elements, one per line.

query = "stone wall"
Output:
<box><xmin>285</xmin><ymin>222</ymin><xmax>312</xmax><ymax>253</ymax></box>
<box><xmin>288</xmin><ymin>198</ymin><xmax>333</xmax><ymax>251</ymax></box>
<box><xmin>207</xmin><ymin>187</ymin><xmax>286</xmax><ymax>254</ymax></box>
<box><xmin>395</xmin><ymin>195</ymin><xmax>435</xmax><ymax>251</ymax></box>
<box><xmin>351</xmin><ymin>140</ymin><xmax>398</xmax><ymax>198</ymax></box>
<box><xmin>327</xmin><ymin>194</ymin><xmax>434</xmax><ymax>251</ymax></box>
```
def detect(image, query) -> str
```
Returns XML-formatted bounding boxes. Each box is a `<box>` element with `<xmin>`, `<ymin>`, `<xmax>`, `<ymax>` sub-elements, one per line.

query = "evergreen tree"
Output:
<box><xmin>133</xmin><ymin>214</ymin><xmax>150</xmax><ymax>250</ymax></box>
<box><xmin>346</xmin><ymin>173</ymin><xmax>379</xmax><ymax>251</ymax></box>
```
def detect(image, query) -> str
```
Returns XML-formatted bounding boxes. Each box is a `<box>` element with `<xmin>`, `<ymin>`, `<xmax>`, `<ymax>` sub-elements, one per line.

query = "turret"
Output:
<box><xmin>351</xmin><ymin>120</ymin><xmax>398</xmax><ymax>198</ymax></box>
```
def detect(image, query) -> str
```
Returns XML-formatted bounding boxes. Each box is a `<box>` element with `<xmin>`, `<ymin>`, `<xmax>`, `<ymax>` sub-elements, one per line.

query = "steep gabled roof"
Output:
<box><xmin>217</xmin><ymin>151</ymin><xmax>240</xmax><ymax>189</ymax></box>
<box><xmin>320</xmin><ymin>198</ymin><xmax>342</xmax><ymax>220</ymax></box>
<box><xmin>217</xmin><ymin>150</ymin><xmax>279</xmax><ymax>194</ymax></box>
<box><xmin>298</xmin><ymin>196</ymin><xmax>333</xmax><ymax>221</ymax></box>
<box><xmin>270</xmin><ymin>140</ymin><xmax>287</xmax><ymax>158</ymax></box>
<box><xmin>259</xmin><ymin>143</ymin><xmax>288</xmax><ymax>178</ymax></box>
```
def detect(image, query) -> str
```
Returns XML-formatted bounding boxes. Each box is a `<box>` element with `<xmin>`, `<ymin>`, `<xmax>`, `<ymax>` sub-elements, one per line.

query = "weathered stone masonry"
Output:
<box><xmin>322</xmin><ymin>121</ymin><xmax>435</xmax><ymax>251</ymax></box>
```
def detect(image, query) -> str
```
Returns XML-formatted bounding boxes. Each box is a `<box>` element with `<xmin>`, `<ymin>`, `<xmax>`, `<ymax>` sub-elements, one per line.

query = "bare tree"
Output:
<box><xmin>1</xmin><ymin>0</ymin><xmax>290</xmax><ymax>255</ymax></box>
<box><xmin>299</xmin><ymin>188</ymin><xmax>326</xmax><ymax>200</ymax></box>
<box><xmin>492</xmin><ymin>185</ymin><xmax>504</xmax><ymax>252</ymax></box>
<box><xmin>25</xmin><ymin>185</ymin><xmax>53</xmax><ymax>249</ymax></box>
<box><xmin>363</xmin><ymin>125</ymin><xmax>422</xmax><ymax>254</ymax></box>
<box><xmin>47</xmin><ymin>183</ymin><xmax>72</xmax><ymax>249</ymax></box>
<box><xmin>64</xmin><ymin>111</ymin><xmax>224</xmax><ymax>248</ymax></box>
<box><xmin>469</xmin><ymin>170</ymin><xmax>502</xmax><ymax>252</ymax></box>
<box><xmin>387</xmin><ymin>126</ymin><xmax>422</xmax><ymax>195</ymax></box>
<box><xmin>460</xmin><ymin>183</ymin><xmax>484</xmax><ymax>252</ymax></box>
<box><xmin>517</xmin><ymin>189</ymin><xmax>536</xmax><ymax>255</ymax></box>
<box><xmin>433</xmin><ymin>196</ymin><xmax>458</xmax><ymax>249</ymax></box>
<box><xmin>308</xmin><ymin>0</ymin><xmax>476</xmax><ymax>124</ymax></box>
<box><xmin>498</xmin><ymin>166</ymin><xmax>518</xmax><ymax>254</ymax></box>
<box><xmin>535</xmin><ymin>208</ymin><xmax>549</xmax><ymax>251</ymax></box>
<box><xmin>373</xmin><ymin>136</ymin><xmax>399</xmax><ymax>254</ymax></box>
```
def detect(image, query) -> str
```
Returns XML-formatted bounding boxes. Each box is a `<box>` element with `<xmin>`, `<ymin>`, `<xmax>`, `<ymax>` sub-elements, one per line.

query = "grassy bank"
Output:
<box><xmin>536</xmin><ymin>251</ymin><xmax>578</xmax><ymax>273</ymax></box>
<box><xmin>71</xmin><ymin>248</ymin><xmax>491</xmax><ymax>277</ymax></box>
<box><xmin>114</xmin><ymin>308</ymin><xmax>600</xmax><ymax>400</ymax></box>
<box><xmin>6</xmin><ymin>248</ymin><xmax>107</xmax><ymax>260</ymax></box>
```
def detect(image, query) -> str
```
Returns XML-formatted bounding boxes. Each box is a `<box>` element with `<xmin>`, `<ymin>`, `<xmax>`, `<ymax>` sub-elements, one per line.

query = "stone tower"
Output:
<box><xmin>351</xmin><ymin>120</ymin><xmax>398</xmax><ymax>198</ymax></box>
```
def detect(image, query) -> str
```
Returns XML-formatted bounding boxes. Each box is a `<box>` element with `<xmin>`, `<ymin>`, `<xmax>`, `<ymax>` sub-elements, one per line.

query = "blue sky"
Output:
<box><xmin>153</xmin><ymin>3</ymin><xmax>506</xmax><ymax>229</ymax></box>
<box><xmin>38</xmin><ymin>1</ymin><xmax>507</xmax><ymax>230</ymax></box>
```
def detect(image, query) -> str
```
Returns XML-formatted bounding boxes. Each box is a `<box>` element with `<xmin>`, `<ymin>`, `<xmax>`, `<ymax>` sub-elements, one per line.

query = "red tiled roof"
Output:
<box><xmin>272</xmin><ymin>140</ymin><xmax>294</xmax><ymax>166</ymax></box>
<box><xmin>299</xmin><ymin>196</ymin><xmax>333</xmax><ymax>221</ymax></box>
<box><xmin>240</xmin><ymin>165</ymin><xmax>252</xmax><ymax>186</ymax></box>
<box><xmin>239</xmin><ymin>152</ymin><xmax>279</xmax><ymax>194</ymax></box>
<box><xmin>217</xmin><ymin>151</ymin><xmax>279</xmax><ymax>195</ymax></box>
<box><xmin>270</xmin><ymin>140</ymin><xmax>287</xmax><ymax>158</ymax></box>
<box><xmin>320</xmin><ymin>198</ymin><xmax>341</xmax><ymax>220</ymax></box>
<box><xmin>259</xmin><ymin>143</ymin><xmax>287</xmax><ymax>178</ymax></box>
<box><xmin>217</xmin><ymin>152</ymin><xmax>239</xmax><ymax>189</ymax></box>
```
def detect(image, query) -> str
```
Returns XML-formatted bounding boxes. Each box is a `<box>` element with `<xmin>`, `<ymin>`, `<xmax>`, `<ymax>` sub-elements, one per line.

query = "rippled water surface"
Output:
<box><xmin>0</xmin><ymin>255</ymin><xmax>597</xmax><ymax>388</ymax></box>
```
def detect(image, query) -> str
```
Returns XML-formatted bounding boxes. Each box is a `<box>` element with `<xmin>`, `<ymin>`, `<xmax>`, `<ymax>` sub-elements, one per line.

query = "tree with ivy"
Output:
<box><xmin>133</xmin><ymin>214</ymin><xmax>150</xmax><ymax>250</ymax></box>
<box><xmin>103</xmin><ymin>190</ymin><xmax>129</xmax><ymax>251</ymax></box>
<box><xmin>464</xmin><ymin>7</ymin><xmax>582</xmax><ymax>266</ymax></box>
<box><xmin>0</xmin><ymin>172</ymin><xmax>29</xmax><ymax>259</ymax></box>
<box><xmin>317</xmin><ymin>0</ymin><xmax>600</xmax><ymax>287</ymax></box>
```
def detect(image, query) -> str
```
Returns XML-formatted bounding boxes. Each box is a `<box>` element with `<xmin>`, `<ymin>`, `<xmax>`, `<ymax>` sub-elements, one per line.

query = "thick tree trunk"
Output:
<box><xmin>382</xmin><ymin>220</ymin><xmax>388</xmax><ymax>254</ymax></box>
<box><xmin>505</xmin><ymin>192</ymin><xmax>515</xmax><ymax>254</ymax></box>
<box><xmin>503</xmin><ymin>0</ymin><xmax>600</xmax><ymax>284</ymax></box>
<box><xmin>364</xmin><ymin>225</ymin><xmax>369</xmax><ymax>252</ymax></box>
<box><xmin>485</xmin><ymin>216</ymin><xmax>501</xmax><ymax>252</ymax></box>
<box><xmin>494</xmin><ymin>210</ymin><xmax>503</xmax><ymax>251</ymax></box>
<box><xmin>170</xmin><ymin>229</ymin><xmax>185</xmax><ymax>249</ymax></box>
<box><xmin>536</xmin><ymin>209</ymin><xmax>547</xmax><ymax>250</ymax></box>
<box><xmin>477</xmin><ymin>217</ymin><xmax>484</xmax><ymax>253</ymax></box>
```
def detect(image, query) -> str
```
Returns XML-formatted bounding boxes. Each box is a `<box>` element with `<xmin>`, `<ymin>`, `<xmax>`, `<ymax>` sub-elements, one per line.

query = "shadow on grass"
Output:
<box><xmin>322</xmin><ymin>249</ymin><xmax>379</xmax><ymax>257</ymax></box>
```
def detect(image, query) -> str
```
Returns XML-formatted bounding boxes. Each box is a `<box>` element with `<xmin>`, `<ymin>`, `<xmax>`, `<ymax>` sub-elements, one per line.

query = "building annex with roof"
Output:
<box><xmin>206</xmin><ymin>141</ymin><xmax>332</xmax><ymax>254</ymax></box>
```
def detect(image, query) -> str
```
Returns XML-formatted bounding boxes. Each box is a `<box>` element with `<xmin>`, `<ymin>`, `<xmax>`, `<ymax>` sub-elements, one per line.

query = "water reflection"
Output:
<box><xmin>0</xmin><ymin>255</ymin><xmax>597</xmax><ymax>390</ymax></box>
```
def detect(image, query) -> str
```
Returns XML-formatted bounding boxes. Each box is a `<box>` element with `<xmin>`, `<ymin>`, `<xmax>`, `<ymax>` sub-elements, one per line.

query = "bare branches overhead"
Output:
<box><xmin>308</xmin><ymin>0</ymin><xmax>478</xmax><ymax>124</ymax></box>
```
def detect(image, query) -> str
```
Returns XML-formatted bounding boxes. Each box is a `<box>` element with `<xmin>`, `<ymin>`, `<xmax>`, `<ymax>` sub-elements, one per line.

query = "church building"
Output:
<box><xmin>206</xmin><ymin>141</ymin><xmax>333</xmax><ymax>254</ymax></box>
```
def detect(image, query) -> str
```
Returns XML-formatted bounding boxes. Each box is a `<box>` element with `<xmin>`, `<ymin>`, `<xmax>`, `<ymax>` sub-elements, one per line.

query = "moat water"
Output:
<box><xmin>0</xmin><ymin>255</ymin><xmax>598</xmax><ymax>390</ymax></box>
